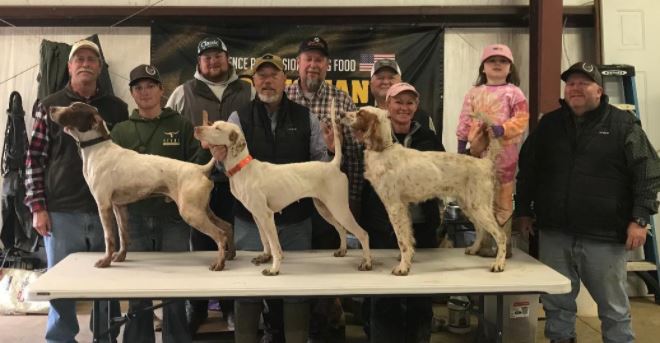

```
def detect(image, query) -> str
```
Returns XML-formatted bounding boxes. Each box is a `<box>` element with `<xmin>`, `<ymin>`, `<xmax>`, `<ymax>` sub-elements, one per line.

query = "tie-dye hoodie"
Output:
<box><xmin>456</xmin><ymin>84</ymin><xmax>529</xmax><ymax>184</ymax></box>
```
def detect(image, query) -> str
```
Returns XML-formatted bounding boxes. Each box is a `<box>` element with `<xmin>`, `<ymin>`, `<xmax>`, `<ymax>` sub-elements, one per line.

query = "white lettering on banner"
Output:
<box><xmin>231</xmin><ymin>56</ymin><xmax>358</xmax><ymax>73</ymax></box>
<box><xmin>229</xmin><ymin>57</ymin><xmax>251</xmax><ymax>70</ymax></box>
<box><xmin>283</xmin><ymin>58</ymin><xmax>297</xmax><ymax>71</ymax></box>
<box><xmin>333</xmin><ymin>59</ymin><xmax>357</xmax><ymax>72</ymax></box>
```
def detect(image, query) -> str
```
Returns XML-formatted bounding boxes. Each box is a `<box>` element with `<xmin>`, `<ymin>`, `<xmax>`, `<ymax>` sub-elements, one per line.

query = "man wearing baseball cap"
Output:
<box><xmin>515</xmin><ymin>62</ymin><xmax>660</xmax><ymax>343</ymax></box>
<box><xmin>209</xmin><ymin>53</ymin><xmax>327</xmax><ymax>343</ymax></box>
<box><xmin>369</xmin><ymin>58</ymin><xmax>436</xmax><ymax>131</ymax></box>
<box><xmin>285</xmin><ymin>36</ymin><xmax>361</xmax><ymax>342</ymax></box>
<box><xmin>112</xmin><ymin>64</ymin><xmax>199</xmax><ymax>342</ymax></box>
<box><xmin>166</xmin><ymin>36</ymin><xmax>254</xmax><ymax>333</ymax></box>
<box><xmin>25</xmin><ymin>38</ymin><xmax>128</xmax><ymax>343</ymax></box>
<box><xmin>286</xmin><ymin>35</ymin><xmax>361</xmax><ymax>245</ymax></box>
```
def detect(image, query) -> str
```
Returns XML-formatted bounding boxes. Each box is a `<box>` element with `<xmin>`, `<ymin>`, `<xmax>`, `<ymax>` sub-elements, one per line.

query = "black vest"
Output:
<box><xmin>40</xmin><ymin>86</ymin><xmax>128</xmax><ymax>212</ymax></box>
<box><xmin>234</xmin><ymin>95</ymin><xmax>312</xmax><ymax>225</ymax></box>
<box><xmin>533</xmin><ymin>97</ymin><xmax>636</xmax><ymax>243</ymax></box>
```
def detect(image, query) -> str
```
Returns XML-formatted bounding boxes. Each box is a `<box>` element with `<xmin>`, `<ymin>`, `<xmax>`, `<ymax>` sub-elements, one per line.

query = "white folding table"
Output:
<box><xmin>28</xmin><ymin>248</ymin><xmax>570</xmax><ymax>342</ymax></box>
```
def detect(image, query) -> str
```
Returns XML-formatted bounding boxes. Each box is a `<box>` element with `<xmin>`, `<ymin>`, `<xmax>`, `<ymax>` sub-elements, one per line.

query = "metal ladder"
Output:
<box><xmin>599</xmin><ymin>64</ymin><xmax>660</xmax><ymax>304</ymax></box>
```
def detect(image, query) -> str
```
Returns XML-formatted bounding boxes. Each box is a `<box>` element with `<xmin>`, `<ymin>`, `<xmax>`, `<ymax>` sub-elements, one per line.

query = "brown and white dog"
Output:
<box><xmin>347</xmin><ymin>106</ymin><xmax>507</xmax><ymax>275</ymax></box>
<box><xmin>50</xmin><ymin>102</ymin><xmax>234</xmax><ymax>270</ymax></box>
<box><xmin>194</xmin><ymin>106</ymin><xmax>372</xmax><ymax>276</ymax></box>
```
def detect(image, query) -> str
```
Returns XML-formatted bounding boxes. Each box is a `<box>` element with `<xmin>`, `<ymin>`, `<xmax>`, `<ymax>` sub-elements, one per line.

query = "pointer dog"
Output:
<box><xmin>347</xmin><ymin>106</ymin><xmax>507</xmax><ymax>275</ymax></box>
<box><xmin>50</xmin><ymin>102</ymin><xmax>234</xmax><ymax>270</ymax></box>
<box><xmin>194</xmin><ymin>106</ymin><xmax>372</xmax><ymax>276</ymax></box>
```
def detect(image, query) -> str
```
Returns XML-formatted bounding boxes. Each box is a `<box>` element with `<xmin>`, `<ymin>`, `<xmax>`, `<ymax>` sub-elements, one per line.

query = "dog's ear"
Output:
<box><xmin>92</xmin><ymin>114</ymin><xmax>111</xmax><ymax>137</ymax></box>
<box><xmin>229</xmin><ymin>129</ymin><xmax>247</xmax><ymax>158</ymax></box>
<box><xmin>361</xmin><ymin>110</ymin><xmax>386</xmax><ymax>151</ymax></box>
<box><xmin>229</xmin><ymin>130</ymin><xmax>238</xmax><ymax>144</ymax></box>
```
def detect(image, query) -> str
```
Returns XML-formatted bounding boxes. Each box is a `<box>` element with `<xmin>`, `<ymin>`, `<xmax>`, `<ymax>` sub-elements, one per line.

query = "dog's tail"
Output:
<box><xmin>330</xmin><ymin>99</ymin><xmax>342</xmax><ymax>168</ymax></box>
<box><xmin>201</xmin><ymin>158</ymin><xmax>216</xmax><ymax>176</ymax></box>
<box><xmin>471</xmin><ymin>111</ymin><xmax>502</xmax><ymax>166</ymax></box>
<box><xmin>484</xmin><ymin>134</ymin><xmax>503</xmax><ymax>165</ymax></box>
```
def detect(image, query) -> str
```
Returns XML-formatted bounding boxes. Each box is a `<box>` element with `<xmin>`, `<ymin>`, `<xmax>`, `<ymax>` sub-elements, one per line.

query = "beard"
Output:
<box><xmin>258</xmin><ymin>92</ymin><xmax>282</xmax><ymax>104</ymax></box>
<box><xmin>304</xmin><ymin>77</ymin><xmax>323</xmax><ymax>93</ymax></box>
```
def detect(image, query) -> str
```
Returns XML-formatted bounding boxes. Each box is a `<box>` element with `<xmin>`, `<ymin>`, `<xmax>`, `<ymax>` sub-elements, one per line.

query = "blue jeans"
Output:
<box><xmin>123</xmin><ymin>213</ymin><xmax>192</xmax><ymax>343</ymax></box>
<box><xmin>44</xmin><ymin>211</ymin><xmax>120</xmax><ymax>343</ymax></box>
<box><xmin>539</xmin><ymin>229</ymin><xmax>634</xmax><ymax>343</ymax></box>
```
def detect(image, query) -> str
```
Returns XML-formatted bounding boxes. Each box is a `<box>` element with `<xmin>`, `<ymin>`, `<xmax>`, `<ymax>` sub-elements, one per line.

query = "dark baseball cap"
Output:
<box><xmin>561</xmin><ymin>62</ymin><xmax>602</xmax><ymax>87</ymax></box>
<box><xmin>371</xmin><ymin>59</ymin><xmax>401</xmax><ymax>77</ymax></box>
<box><xmin>129</xmin><ymin>64</ymin><xmax>161</xmax><ymax>86</ymax></box>
<box><xmin>298</xmin><ymin>36</ymin><xmax>329</xmax><ymax>56</ymax></box>
<box><xmin>197</xmin><ymin>36</ymin><xmax>228</xmax><ymax>55</ymax></box>
<box><xmin>253</xmin><ymin>53</ymin><xmax>285</xmax><ymax>72</ymax></box>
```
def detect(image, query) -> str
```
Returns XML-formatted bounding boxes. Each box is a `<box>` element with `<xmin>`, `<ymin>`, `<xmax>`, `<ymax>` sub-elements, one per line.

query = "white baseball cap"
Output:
<box><xmin>69</xmin><ymin>39</ymin><xmax>101</xmax><ymax>61</ymax></box>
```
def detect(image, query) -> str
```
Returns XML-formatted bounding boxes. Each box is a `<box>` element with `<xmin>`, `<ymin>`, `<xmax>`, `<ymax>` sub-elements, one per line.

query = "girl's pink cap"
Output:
<box><xmin>481</xmin><ymin>44</ymin><xmax>513</xmax><ymax>63</ymax></box>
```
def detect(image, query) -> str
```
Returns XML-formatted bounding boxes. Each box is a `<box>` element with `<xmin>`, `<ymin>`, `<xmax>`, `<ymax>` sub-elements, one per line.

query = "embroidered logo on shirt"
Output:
<box><xmin>598</xmin><ymin>130</ymin><xmax>610</xmax><ymax>135</ymax></box>
<box><xmin>163</xmin><ymin>131</ymin><xmax>181</xmax><ymax>146</ymax></box>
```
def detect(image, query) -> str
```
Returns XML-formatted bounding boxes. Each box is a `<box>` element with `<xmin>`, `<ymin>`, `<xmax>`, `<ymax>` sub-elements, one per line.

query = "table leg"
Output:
<box><xmin>496</xmin><ymin>295</ymin><xmax>504</xmax><ymax>343</ymax></box>
<box><xmin>92</xmin><ymin>300</ymin><xmax>113</xmax><ymax>343</ymax></box>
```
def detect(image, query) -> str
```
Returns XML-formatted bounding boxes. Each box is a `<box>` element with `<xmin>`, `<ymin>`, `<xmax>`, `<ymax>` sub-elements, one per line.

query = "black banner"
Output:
<box><xmin>152</xmin><ymin>23</ymin><xmax>444</xmax><ymax>135</ymax></box>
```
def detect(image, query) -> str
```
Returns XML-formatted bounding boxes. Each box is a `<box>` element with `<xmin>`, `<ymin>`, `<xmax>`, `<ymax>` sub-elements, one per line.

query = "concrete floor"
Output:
<box><xmin>1</xmin><ymin>297</ymin><xmax>658</xmax><ymax>342</ymax></box>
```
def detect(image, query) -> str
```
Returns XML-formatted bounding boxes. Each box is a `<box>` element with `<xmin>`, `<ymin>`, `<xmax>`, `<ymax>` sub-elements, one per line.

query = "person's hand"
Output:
<box><xmin>32</xmin><ymin>210</ymin><xmax>51</xmax><ymax>237</ymax></box>
<box><xmin>625</xmin><ymin>221</ymin><xmax>648</xmax><ymax>250</ymax></box>
<box><xmin>513</xmin><ymin>216</ymin><xmax>535</xmax><ymax>240</ymax></box>
<box><xmin>322</xmin><ymin>122</ymin><xmax>336</xmax><ymax>153</ymax></box>
<box><xmin>469</xmin><ymin>124</ymin><xmax>489</xmax><ymax>157</ymax></box>
<box><xmin>489</xmin><ymin>125</ymin><xmax>505</xmax><ymax>138</ymax></box>
<box><xmin>210</xmin><ymin>145</ymin><xmax>228</xmax><ymax>161</ymax></box>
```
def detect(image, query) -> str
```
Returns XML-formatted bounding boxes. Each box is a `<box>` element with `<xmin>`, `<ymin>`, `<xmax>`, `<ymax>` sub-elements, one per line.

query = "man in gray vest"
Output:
<box><xmin>166</xmin><ymin>35</ymin><xmax>253</xmax><ymax>334</ymax></box>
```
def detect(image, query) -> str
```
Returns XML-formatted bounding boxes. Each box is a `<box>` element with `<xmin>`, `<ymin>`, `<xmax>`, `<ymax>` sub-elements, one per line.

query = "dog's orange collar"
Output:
<box><xmin>226</xmin><ymin>155</ymin><xmax>253</xmax><ymax>177</ymax></box>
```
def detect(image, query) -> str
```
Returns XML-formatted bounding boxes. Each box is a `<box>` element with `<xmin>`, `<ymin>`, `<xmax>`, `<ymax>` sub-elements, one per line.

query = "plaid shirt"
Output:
<box><xmin>24</xmin><ymin>102</ymin><xmax>50</xmax><ymax>213</ymax></box>
<box><xmin>285</xmin><ymin>80</ymin><xmax>363</xmax><ymax>203</ymax></box>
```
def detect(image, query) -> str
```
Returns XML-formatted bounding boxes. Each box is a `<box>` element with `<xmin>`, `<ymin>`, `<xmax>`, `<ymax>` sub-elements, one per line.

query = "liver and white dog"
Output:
<box><xmin>194</xmin><ymin>106</ymin><xmax>372</xmax><ymax>276</ymax></box>
<box><xmin>50</xmin><ymin>102</ymin><xmax>233</xmax><ymax>270</ymax></box>
<box><xmin>347</xmin><ymin>106</ymin><xmax>507</xmax><ymax>275</ymax></box>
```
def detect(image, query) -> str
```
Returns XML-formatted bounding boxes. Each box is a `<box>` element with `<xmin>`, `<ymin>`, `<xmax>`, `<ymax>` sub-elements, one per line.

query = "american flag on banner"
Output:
<box><xmin>359</xmin><ymin>53</ymin><xmax>396</xmax><ymax>72</ymax></box>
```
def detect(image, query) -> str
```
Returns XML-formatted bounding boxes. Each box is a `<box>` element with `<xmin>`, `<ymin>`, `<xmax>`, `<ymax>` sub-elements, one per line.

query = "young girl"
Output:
<box><xmin>456</xmin><ymin>44</ymin><xmax>529</xmax><ymax>228</ymax></box>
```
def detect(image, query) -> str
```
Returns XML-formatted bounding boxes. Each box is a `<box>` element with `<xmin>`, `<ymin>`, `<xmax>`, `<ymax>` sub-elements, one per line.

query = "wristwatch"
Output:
<box><xmin>632</xmin><ymin>216</ymin><xmax>648</xmax><ymax>228</ymax></box>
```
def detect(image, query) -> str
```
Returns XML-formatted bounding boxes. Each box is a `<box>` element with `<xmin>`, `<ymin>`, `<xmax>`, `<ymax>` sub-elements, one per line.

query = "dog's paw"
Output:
<box><xmin>358</xmin><ymin>259</ymin><xmax>372</xmax><ymax>271</ymax></box>
<box><xmin>490</xmin><ymin>262</ymin><xmax>505</xmax><ymax>272</ymax></box>
<box><xmin>209</xmin><ymin>260</ymin><xmax>225</xmax><ymax>271</ymax></box>
<box><xmin>333</xmin><ymin>248</ymin><xmax>347</xmax><ymax>257</ymax></box>
<box><xmin>94</xmin><ymin>258</ymin><xmax>111</xmax><ymax>268</ymax></box>
<box><xmin>111</xmin><ymin>251</ymin><xmax>127</xmax><ymax>262</ymax></box>
<box><xmin>464</xmin><ymin>246</ymin><xmax>479</xmax><ymax>255</ymax></box>
<box><xmin>391</xmin><ymin>265</ymin><xmax>410</xmax><ymax>276</ymax></box>
<box><xmin>262</xmin><ymin>268</ymin><xmax>279</xmax><ymax>276</ymax></box>
<box><xmin>252</xmin><ymin>254</ymin><xmax>272</xmax><ymax>265</ymax></box>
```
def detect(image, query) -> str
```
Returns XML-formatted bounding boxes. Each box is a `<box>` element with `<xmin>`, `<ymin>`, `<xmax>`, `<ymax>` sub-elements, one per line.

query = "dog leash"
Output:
<box><xmin>225</xmin><ymin>155</ymin><xmax>253</xmax><ymax>177</ymax></box>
